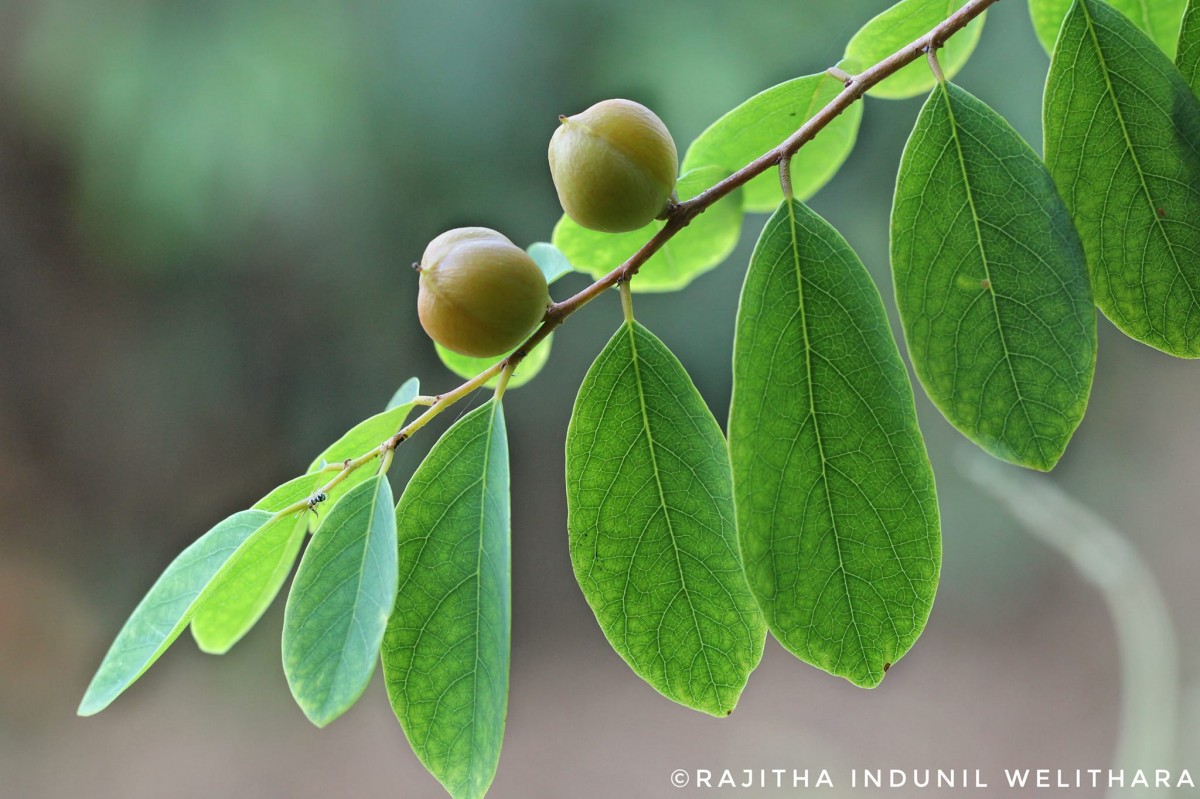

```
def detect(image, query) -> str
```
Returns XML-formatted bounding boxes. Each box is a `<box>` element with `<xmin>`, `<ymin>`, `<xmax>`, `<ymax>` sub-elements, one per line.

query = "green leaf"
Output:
<box><xmin>842</xmin><ymin>0</ymin><xmax>988</xmax><ymax>100</ymax></box>
<box><xmin>891</xmin><ymin>82</ymin><xmax>1096</xmax><ymax>470</ymax></box>
<box><xmin>1179</xmin><ymin>0</ymin><xmax>1200</xmax><ymax>94</ymax></box>
<box><xmin>252</xmin><ymin>472</ymin><xmax>322</xmax><ymax>513</ymax></box>
<box><xmin>1044</xmin><ymin>0</ymin><xmax>1200</xmax><ymax>357</ymax></box>
<box><xmin>681</xmin><ymin>73</ymin><xmax>863</xmax><ymax>212</ymax></box>
<box><xmin>386</xmin><ymin>376</ymin><xmax>422</xmax><ymax>411</ymax></box>
<box><xmin>1030</xmin><ymin>0</ymin><xmax>1187</xmax><ymax>57</ymax></box>
<box><xmin>78</xmin><ymin>509</ymin><xmax>273</xmax><ymax>715</ymax></box>
<box><xmin>282</xmin><ymin>475</ymin><xmax>398</xmax><ymax>727</ymax></box>
<box><xmin>309</xmin><ymin>403</ymin><xmax>417</xmax><ymax>473</ymax></box>
<box><xmin>565</xmin><ymin>321</ymin><xmax>765</xmax><ymax>716</ymax></box>
<box><xmin>729</xmin><ymin>199</ymin><xmax>940</xmax><ymax>688</ymax></box>
<box><xmin>435</xmin><ymin>335</ymin><xmax>553</xmax><ymax>390</ymax></box>
<box><xmin>382</xmin><ymin>400</ymin><xmax>510</xmax><ymax>799</ymax></box>
<box><xmin>527</xmin><ymin>241</ymin><xmax>574</xmax><ymax>283</ymax></box>
<box><xmin>307</xmin><ymin>399</ymin><xmax>419</xmax><ymax>511</ymax></box>
<box><xmin>552</xmin><ymin>166</ymin><xmax>743</xmax><ymax>293</ymax></box>
<box><xmin>189</xmin><ymin>513</ymin><xmax>307</xmax><ymax>654</ymax></box>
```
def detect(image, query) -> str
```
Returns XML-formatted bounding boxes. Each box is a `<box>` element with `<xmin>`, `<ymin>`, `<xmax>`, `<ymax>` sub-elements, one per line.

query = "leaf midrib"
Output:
<box><xmin>782</xmin><ymin>200</ymin><xmax>866</xmax><ymax>673</ymax></box>
<box><xmin>624</xmin><ymin>322</ymin><xmax>719</xmax><ymax>711</ymax></box>
<box><xmin>316</xmin><ymin>479</ymin><xmax>382</xmax><ymax>720</ymax></box>
<box><xmin>939</xmin><ymin>84</ymin><xmax>1045</xmax><ymax>465</ymax></box>
<box><xmin>463</xmin><ymin>402</ymin><xmax>498</xmax><ymax>794</ymax></box>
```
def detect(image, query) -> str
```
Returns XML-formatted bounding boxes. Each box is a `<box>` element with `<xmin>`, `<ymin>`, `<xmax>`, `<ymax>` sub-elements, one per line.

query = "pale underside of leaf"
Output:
<box><xmin>1044</xmin><ymin>0</ymin><xmax>1200</xmax><ymax>357</ymax></box>
<box><xmin>730</xmin><ymin>199</ymin><xmax>941</xmax><ymax>688</ymax></box>
<box><xmin>282</xmin><ymin>474</ymin><xmax>398</xmax><ymax>727</ymax></box>
<box><xmin>383</xmin><ymin>400</ymin><xmax>510</xmax><ymax>799</ymax></box>
<box><xmin>892</xmin><ymin>82</ymin><xmax>1096</xmax><ymax>470</ymax></box>
<box><xmin>566</xmin><ymin>321</ymin><xmax>765</xmax><ymax>717</ymax></box>
<box><xmin>78</xmin><ymin>509</ymin><xmax>273</xmax><ymax>715</ymax></box>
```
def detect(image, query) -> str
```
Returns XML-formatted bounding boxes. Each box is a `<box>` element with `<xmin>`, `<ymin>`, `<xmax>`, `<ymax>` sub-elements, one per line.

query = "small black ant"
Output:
<box><xmin>305</xmin><ymin>492</ymin><xmax>328</xmax><ymax>515</ymax></box>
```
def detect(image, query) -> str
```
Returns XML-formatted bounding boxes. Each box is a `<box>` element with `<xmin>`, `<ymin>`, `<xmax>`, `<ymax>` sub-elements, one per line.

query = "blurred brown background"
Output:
<box><xmin>1</xmin><ymin>0</ymin><xmax>1198</xmax><ymax>796</ymax></box>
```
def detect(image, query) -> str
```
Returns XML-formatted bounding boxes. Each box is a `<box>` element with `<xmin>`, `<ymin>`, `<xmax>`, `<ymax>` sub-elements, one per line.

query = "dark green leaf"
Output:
<box><xmin>1030</xmin><ymin>0</ymin><xmax>1187</xmax><ymax>57</ymax></box>
<box><xmin>282</xmin><ymin>475</ymin><xmax>398</xmax><ymax>727</ymax></box>
<box><xmin>383</xmin><ymin>400</ymin><xmax>510</xmax><ymax>799</ymax></box>
<box><xmin>552</xmin><ymin>167</ymin><xmax>743</xmax><ymax>293</ymax></box>
<box><xmin>842</xmin><ymin>0</ymin><xmax>987</xmax><ymax>100</ymax></box>
<box><xmin>892</xmin><ymin>82</ymin><xmax>1096</xmax><ymax>470</ymax></box>
<box><xmin>681</xmin><ymin>73</ymin><xmax>862</xmax><ymax>212</ymax></box>
<box><xmin>527</xmin><ymin>241</ymin><xmax>574</xmax><ymax>283</ymax></box>
<box><xmin>1179</xmin><ymin>0</ymin><xmax>1200</xmax><ymax>94</ymax></box>
<box><xmin>78</xmin><ymin>509</ymin><xmax>272</xmax><ymax>715</ymax></box>
<box><xmin>1045</xmin><ymin>0</ymin><xmax>1200</xmax><ymax>357</ymax></box>
<box><xmin>729</xmin><ymin>199</ymin><xmax>940</xmax><ymax>688</ymax></box>
<box><xmin>566</xmin><ymin>321</ymin><xmax>765</xmax><ymax>716</ymax></box>
<box><xmin>189</xmin><ymin>513</ymin><xmax>307</xmax><ymax>654</ymax></box>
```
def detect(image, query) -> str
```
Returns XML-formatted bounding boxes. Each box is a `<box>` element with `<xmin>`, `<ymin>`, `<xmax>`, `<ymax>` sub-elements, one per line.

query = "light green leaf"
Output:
<box><xmin>552</xmin><ymin>166</ymin><xmax>743</xmax><ymax>293</ymax></box>
<box><xmin>78</xmin><ymin>509</ymin><xmax>273</xmax><ymax>716</ymax></box>
<box><xmin>386</xmin><ymin>376</ymin><xmax>422</xmax><ymax>411</ymax></box>
<box><xmin>309</xmin><ymin>403</ymin><xmax>417</xmax><ymax>473</ymax></box>
<box><xmin>382</xmin><ymin>400</ymin><xmax>510</xmax><ymax>799</ymax></box>
<box><xmin>1030</xmin><ymin>0</ymin><xmax>1187</xmax><ymax>57</ymax></box>
<box><xmin>282</xmin><ymin>475</ymin><xmax>398</xmax><ymax>727</ymax></box>
<box><xmin>189</xmin><ymin>513</ymin><xmax>306</xmax><ymax>654</ymax></box>
<box><xmin>527</xmin><ymin>241</ymin><xmax>574</xmax><ymax>283</ymax></box>
<box><xmin>307</xmin><ymin>400</ymin><xmax>419</xmax><ymax>511</ymax></box>
<box><xmin>252</xmin><ymin>472</ymin><xmax>322</xmax><ymax>513</ymax></box>
<box><xmin>566</xmin><ymin>321</ymin><xmax>765</xmax><ymax>716</ymax></box>
<box><xmin>729</xmin><ymin>199</ymin><xmax>940</xmax><ymax>688</ymax></box>
<box><xmin>842</xmin><ymin>0</ymin><xmax>987</xmax><ymax>100</ymax></box>
<box><xmin>1179</xmin><ymin>0</ymin><xmax>1200</xmax><ymax>94</ymax></box>
<box><xmin>1044</xmin><ymin>0</ymin><xmax>1200</xmax><ymax>357</ymax></box>
<box><xmin>892</xmin><ymin>82</ymin><xmax>1096</xmax><ymax>470</ymax></box>
<box><xmin>681</xmin><ymin>73</ymin><xmax>862</xmax><ymax>212</ymax></box>
<box><xmin>435</xmin><ymin>335</ymin><xmax>553</xmax><ymax>390</ymax></box>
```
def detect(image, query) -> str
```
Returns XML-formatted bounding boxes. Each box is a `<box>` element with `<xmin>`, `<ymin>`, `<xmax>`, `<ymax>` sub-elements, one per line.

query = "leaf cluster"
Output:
<box><xmin>79</xmin><ymin>1</ymin><xmax>1200</xmax><ymax>797</ymax></box>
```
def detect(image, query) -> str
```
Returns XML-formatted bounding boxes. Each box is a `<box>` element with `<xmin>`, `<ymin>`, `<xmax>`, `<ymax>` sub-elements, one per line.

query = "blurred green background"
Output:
<box><xmin>2</xmin><ymin>0</ymin><xmax>1198</xmax><ymax>796</ymax></box>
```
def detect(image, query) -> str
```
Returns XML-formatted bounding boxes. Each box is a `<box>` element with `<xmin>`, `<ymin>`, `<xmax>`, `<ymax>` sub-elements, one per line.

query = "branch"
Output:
<box><xmin>280</xmin><ymin>0</ymin><xmax>999</xmax><ymax>515</ymax></box>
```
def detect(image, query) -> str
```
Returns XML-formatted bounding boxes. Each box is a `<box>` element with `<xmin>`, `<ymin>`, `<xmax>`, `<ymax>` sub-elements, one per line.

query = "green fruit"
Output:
<box><xmin>417</xmin><ymin>228</ymin><xmax>550</xmax><ymax>359</ymax></box>
<box><xmin>548</xmin><ymin>99</ymin><xmax>678</xmax><ymax>233</ymax></box>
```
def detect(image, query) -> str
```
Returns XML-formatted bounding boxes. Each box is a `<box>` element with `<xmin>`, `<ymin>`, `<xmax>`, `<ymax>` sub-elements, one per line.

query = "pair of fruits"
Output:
<box><xmin>417</xmin><ymin>99</ymin><xmax>678</xmax><ymax>358</ymax></box>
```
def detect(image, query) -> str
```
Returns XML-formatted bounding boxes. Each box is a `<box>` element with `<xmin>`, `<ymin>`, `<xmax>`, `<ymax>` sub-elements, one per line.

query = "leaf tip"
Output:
<box><xmin>76</xmin><ymin>691</ymin><xmax>105</xmax><ymax>717</ymax></box>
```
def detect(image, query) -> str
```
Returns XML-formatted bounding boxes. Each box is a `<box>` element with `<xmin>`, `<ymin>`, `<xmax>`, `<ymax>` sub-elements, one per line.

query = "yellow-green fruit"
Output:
<box><xmin>417</xmin><ymin>227</ymin><xmax>550</xmax><ymax>358</ymax></box>
<box><xmin>548</xmin><ymin>98</ymin><xmax>678</xmax><ymax>233</ymax></box>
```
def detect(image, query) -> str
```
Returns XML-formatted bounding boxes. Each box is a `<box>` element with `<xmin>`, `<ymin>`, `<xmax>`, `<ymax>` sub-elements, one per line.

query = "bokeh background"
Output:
<box><xmin>2</xmin><ymin>0</ymin><xmax>1198</xmax><ymax>796</ymax></box>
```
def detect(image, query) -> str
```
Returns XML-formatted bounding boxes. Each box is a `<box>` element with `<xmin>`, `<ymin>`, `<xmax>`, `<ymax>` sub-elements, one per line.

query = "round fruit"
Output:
<box><xmin>417</xmin><ymin>227</ymin><xmax>550</xmax><ymax>359</ymax></box>
<box><xmin>548</xmin><ymin>98</ymin><xmax>678</xmax><ymax>233</ymax></box>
